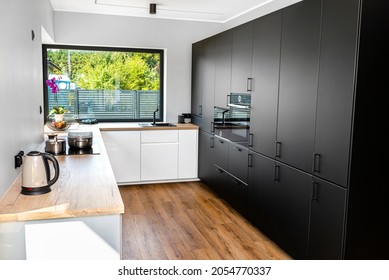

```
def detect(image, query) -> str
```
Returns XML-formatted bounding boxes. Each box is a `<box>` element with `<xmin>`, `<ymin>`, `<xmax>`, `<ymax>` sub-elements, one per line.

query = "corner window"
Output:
<box><xmin>43</xmin><ymin>45</ymin><xmax>164</xmax><ymax>122</ymax></box>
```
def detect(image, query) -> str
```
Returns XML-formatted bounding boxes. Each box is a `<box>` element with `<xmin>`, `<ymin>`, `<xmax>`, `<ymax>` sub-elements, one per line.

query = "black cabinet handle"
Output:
<box><xmin>313</xmin><ymin>153</ymin><xmax>321</xmax><ymax>173</ymax></box>
<box><xmin>233</xmin><ymin>146</ymin><xmax>242</xmax><ymax>152</ymax></box>
<box><xmin>211</xmin><ymin>122</ymin><xmax>215</xmax><ymax>132</ymax></box>
<box><xmin>248</xmin><ymin>133</ymin><xmax>253</xmax><ymax>148</ymax></box>
<box><xmin>248</xmin><ymin>154</ymin><xmax>253</xmax><ymax>168</ymax></box>
<box><xmin>199</xmin><ymin>105</ymin><xmax>202</xmax><ymax>116</ymax></box>
<box><xmin>312</xmin><ymin>181</ymin><xmax>319</xmax><ymax>201</ymax></box>
<box><xmin>275</xmin><ymin>141</ymin><xmax>282</xmax><ymax>158</ymax></box>
<box><xmin>210</xmin><ymin>137</ymin><xmax>214</xmax><ymax>148</ymax></box>
<box><xmin>247</xmin><ymin>77</ymin><xmax>253</xmax><ymax>92</ymax></box>
<box><xmin>232</xmin><ymin>178</ymin><xmax>241</xmax><ymax>185</ymax></box>
<box><xmin>216</xmin><ymin>168</ymin><xmax>224</xmax><ymax>174</ymax></box>
<box><xmin>274</xmin><ymin>165</ymin><xmax>280</xmax><ymax>182</ymax></box>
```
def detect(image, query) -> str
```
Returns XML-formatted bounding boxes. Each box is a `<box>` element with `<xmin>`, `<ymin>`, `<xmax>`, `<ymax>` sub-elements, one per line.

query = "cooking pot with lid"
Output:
<box><xmin>67</xmin><ymin>131</ymin><xmax>93</xmax><ymax>149</ymax></box>
<box><xmin>45</xmin><ymin>134</ymin><xmax>66</xmax><ymax>155</ymax></box>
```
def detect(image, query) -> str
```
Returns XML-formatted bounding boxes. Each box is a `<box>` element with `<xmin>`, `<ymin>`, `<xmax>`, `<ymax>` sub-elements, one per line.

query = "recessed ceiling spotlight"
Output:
<box><xmin>149</xmin><ymin>3</ymin><xmax>156</xmax><ymax>14</ymax></box>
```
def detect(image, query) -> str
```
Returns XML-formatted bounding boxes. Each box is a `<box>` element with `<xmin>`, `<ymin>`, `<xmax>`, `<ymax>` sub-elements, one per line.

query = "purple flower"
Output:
<box><xmin>46</xmin><ymin>76</ymin><xmax>62</xmax><ymax>94</ymax></box>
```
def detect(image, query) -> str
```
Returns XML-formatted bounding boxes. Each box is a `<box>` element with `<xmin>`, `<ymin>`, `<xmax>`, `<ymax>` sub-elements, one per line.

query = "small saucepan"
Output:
<box><xmin>67</xmin><ymin>131</ymin><xmax>93</xmax><ymax>149</ymax></box>
<box><xmin>45</xmin><ymin>134</ymin><xmax>66</xmax><ymax>155</ymax></box>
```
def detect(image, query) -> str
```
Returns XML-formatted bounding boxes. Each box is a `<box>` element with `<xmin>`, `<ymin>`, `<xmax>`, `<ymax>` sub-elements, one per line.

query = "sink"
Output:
<box><xmin>139</xmin><ymin>123</ymin><xmax>176</xmax><ymax>127</ymax></box>
<box><xmin>153</xmin><ymin>123</ymin><xmax>176</xmax><ymax>127</ymax></box>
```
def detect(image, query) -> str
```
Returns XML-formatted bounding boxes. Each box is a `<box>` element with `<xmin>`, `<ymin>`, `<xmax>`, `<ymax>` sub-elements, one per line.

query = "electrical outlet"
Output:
<box><xmin>15</xmin><ymin>151</ymin><xmax>24</xmax><ymax>168</ymax></box>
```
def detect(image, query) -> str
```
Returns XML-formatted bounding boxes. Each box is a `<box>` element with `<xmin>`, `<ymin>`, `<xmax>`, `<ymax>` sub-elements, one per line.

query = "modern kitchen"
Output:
<box><xmin>0</xmin><ymin>0</ymin><xmax>387</xmax><ymax>268</ymax></box>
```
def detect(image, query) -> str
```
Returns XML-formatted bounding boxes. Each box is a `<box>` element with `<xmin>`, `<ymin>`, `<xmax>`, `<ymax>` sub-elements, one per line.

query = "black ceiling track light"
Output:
<box><xmin>149</xmin><ymin>3</ymin><xmax>156</xmax><ymax>14</ymax></box>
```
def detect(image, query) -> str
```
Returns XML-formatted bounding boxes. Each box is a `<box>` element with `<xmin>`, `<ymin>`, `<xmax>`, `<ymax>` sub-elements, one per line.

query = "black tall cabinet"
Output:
<box><xmin>276</xmin><ymin>0</ymin><xmax>322</xmax><ymax>173</ymax></box>
<box><xmin>249</xmin><ymin>11</ymin><xmax>282</xmax><ymax>157</ymax></box>
<box><xmin>313</xmin><ymin>0</ymin><xmax>359</xmax><ymax>187</ymax></box>
<box><xmin>192</xmin><ymin>0</ymin><xmax>389</xmax><ymax>260</ymax></box>
<box><xmin>344</xmin><ymin>0</ymin><xmax>389</xmax><ymax>259</ymax></box>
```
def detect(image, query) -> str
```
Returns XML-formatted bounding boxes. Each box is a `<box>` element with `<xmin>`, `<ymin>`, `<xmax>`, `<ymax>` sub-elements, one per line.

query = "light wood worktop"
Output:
<box><xmin>98</xmin><ymin>122</ymin><xmax>199</xmax><ymax>131</ymax></box>
<box><xmin>0</xmin><ymin>126</ymin><xmax>124</xmax><ymax>222</ymax></box>
<box><xmin>0</xmin><ymin>122</ymin><xmax>199</xmax><ymax>223</ymax></box>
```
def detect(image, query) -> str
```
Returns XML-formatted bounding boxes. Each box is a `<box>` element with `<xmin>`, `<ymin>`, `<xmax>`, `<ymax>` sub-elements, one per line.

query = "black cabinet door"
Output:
<box><xmin>308</xmin><ymin>177</ymin><xmax>346</xmax><ymax>260</ymax></box>
<box><xmin>228</xmin><ymin>143</ymin><xmax>248</xmax><ymax>183</ymax></box>
<box><xmin>276</xmin><ymin>0</ymin><xmax>322</xmax><ymax>172</ymax></box>
<box><xmin>274</xmin><ymin>162</ymin><xmax>312</xmax><ymax>259</ymax></box>
<box><xmin>212</xmin><ymin>164</ymin><xmax>248</xmax><ymax>216</ymax></box>
<box><xmin>248</xmin><ymin>152</ymin><xmax>276</xmax><ymax>237</ymax></box>
<box><xmin>249</xmin><ymin>11</ymin><xmax>282</xmax><ymax>157</ymax></box>
<box><xmin>213</xmin><ymin>136</ymin><xmax>229</xmax><ymax>171</ymax></box>
<box><xmin>199</xmin><ymin>38</ymin><xmax>216</xmax><ymax>133</ymax></box>
<box><xmin>212</xmin><ymin>164</ymin><xmax>228</xmax><ymax>198</ymax></box>
<box><xmin>214</xmin><ymin>30</ymin><xmax>232</xmax><ymax>109</ymax></box>
<box><xmin>226</xmin><ymin>174</ymin><xmax>248</xmax><ymax>216</ymax></box>
<box><xmin>198</xmin><ymin>131</ymin><xmax>214</xmax><ymax>185</ymax></box>
<box><xmin>230</xmin><ymin>21</ymin><xmax>253</xmax><ymax>94</ymax></box>
<box><xmin>313</xmin><ymin>0</ymin><xmax>359</xmax><ymax>187</ymax></box>
<box><xmin>191</xmin><ymin>41</ymin><xmax>203</xmax><ymax>117</ymax></box>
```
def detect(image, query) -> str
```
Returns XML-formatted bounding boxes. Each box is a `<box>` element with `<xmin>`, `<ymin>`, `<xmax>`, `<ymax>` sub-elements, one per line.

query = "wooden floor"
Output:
<box><xmin>119</xmin><ymin>181</ymin><xmax>291</xmax><ymax>260</ymax></box>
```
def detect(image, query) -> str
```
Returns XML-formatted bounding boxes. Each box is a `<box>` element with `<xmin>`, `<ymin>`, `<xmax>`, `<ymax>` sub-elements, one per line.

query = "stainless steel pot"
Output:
<box><xmin>67</xmin><ymin>131</ymin><xmax>93</xmax><ymax>149</ymax></box>
<box><xmin>45</xmin><ymin>134</ymin><xmax>66</xmax><ymax>155</ymax></box>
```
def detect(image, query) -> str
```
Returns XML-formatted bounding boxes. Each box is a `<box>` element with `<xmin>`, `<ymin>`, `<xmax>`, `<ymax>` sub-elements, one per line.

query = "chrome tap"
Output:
<box><xmin>222</xmin><ymin>109</ymin><xmax>230</xmax><ymax>125</ymax></box>
<box><xmin>153</xmin><ymin>108</ymin><xmax>159</xmax><ymax>125</ymax></box>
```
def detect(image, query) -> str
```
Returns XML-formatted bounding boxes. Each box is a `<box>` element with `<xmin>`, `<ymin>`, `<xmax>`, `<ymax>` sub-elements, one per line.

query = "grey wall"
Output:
<box><xmin>0</xmin><ymin>0</ymin><xmax>55</xmax><ymax>198</ymax></box>
<box><xmin>54</xmin><ymin>12</ymin><xmax>224</xmax><ymax>123</ymax></box>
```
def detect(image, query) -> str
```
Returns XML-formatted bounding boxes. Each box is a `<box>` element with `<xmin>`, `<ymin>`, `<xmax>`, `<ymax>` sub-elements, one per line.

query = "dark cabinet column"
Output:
<box><xmin>200</xmin><ymin>38</ymin><xmax>216</xmax><ymax>133</ymax></box>
<box><xmin>191</xmin><ymin>41</ymin><xmax>203</xmax><ymax>117</ymax></box>
<box><xmin>276</xmin><ymin>0</ymin><xmax>322</xmax><ymax>172</ymax></box>
<box><xmin>249</xmin><ymin>11</ymin><xmax>282</xmax><ymax>157</ymax></box>
<box><xmin>214</xmin><ymin>30</ymin><xmax>232</xmax><ymax>109</ymax></box>
<box><xmin>230</xmin><ymin>22</ymin><xmax>254</xmax><ymax>94</ymax></box>
<box><xmin>274</xmin><ymin>162</ymin><xmax>312</xmax><ymax>259</ymax></box>
<box><xmin>313</xmin><ymin>0</ymin><xmax>359</xmax><ymax>187</ymax></box>
<box><xmin>308</xmin><ymin>177</ymin><xmax>346</xmax><ymax>260</ymax></box>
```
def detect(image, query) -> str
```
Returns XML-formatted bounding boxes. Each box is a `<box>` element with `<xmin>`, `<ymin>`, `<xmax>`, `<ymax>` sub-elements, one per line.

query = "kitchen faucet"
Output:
<box><xmin>153</xmin><ymin>108</ymin><xmax>159</xmax><ymax>125</ymax></box>
<box><xmin>222</xmin><ymin>109</ymin><xmax>229</xmax><ymax>125</ymax></box>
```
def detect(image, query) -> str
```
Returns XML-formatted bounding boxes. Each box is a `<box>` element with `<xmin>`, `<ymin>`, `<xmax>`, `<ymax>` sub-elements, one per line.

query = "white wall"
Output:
<box><xmin>0</xmin><ymin>0</ymin><xmax>55</xmax><ymax>198</ymax></box>
<box><xmin>54</xmin><ymin>12</ymin><xmax>224</xmax><ymax>122</ymax></box>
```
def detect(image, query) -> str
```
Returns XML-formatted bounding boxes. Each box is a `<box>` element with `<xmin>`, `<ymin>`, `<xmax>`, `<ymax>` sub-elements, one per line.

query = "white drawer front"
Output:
<box><xmin>141</xmin><ymin>130</ymin><xmax>179</xmax><ymax>143</ymax></box>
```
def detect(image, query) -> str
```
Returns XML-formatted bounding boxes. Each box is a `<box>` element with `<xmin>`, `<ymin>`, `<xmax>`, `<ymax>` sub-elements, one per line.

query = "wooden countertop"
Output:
<box><xmin>98</xmin><ymin>122</ymin><xmax>199</xmax><ymax>131</ymax></box>
<box><xmin>0</xmin><ymin>126</ymin><xmax>124</xmax><ymax>222</ymax></box>
<box><xmin>0</xmin><ymin>122</ymin><xmax>199</xmax><ymax>223</ymax></box>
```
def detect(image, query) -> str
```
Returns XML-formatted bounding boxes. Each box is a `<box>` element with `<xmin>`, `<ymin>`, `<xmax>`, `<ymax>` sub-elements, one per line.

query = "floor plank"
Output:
<box><xmin>120</xmin><ymin>181</ymin><xmax>291</xmax><ymax>260</ymax></box>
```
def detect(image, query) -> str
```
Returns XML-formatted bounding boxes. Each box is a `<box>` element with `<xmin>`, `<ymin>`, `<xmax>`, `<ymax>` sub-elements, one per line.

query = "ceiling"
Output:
<box><xmin>50</xmin><ymin>0</ymin><xmax>297</xmax><ymax>23</ymax></box>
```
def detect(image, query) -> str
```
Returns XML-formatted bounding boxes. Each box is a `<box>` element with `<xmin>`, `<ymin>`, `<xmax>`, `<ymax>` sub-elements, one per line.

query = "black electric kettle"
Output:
<box><xmin>21</xmin><ymin>151</ymin><xmax>60</xmax><ymax>195</ymax></box>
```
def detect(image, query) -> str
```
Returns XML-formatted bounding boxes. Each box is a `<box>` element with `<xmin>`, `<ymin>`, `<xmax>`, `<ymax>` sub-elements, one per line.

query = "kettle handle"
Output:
<box><xmin>41</xmin><ymin>153</ymin><xmax>60</xmax><ymax>188</ymax></box>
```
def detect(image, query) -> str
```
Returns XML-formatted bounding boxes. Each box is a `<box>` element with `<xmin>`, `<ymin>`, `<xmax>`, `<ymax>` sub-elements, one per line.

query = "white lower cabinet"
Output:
<box><xmin>141</xmin><ymin>143</ymin><xmax>179</xmax><ymax>181</ymax></box>
<box><xmin>141</xmin><ymin>130</ymin><xmax>179</xmax><ymax>181</ymax></box>
<box><xmin>102</xmin><ymin>129</ymin><xmax>198</xmax><ymax>184</ymax></box>
<box><xmin>101</xmin><ymin>131</ymin><xmax>141</xmax><ymax>183</ymax></box>
<box><xmin>179</xmin><ymin>130</ymin><xmax>198</xmax><ymax>179</ymax></box>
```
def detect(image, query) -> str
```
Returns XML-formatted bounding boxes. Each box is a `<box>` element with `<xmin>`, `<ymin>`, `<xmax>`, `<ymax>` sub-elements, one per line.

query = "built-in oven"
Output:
<box><xmin>213</xmin><ymin>94</ymin><xmax>251</xmax><ymax>147</ymax></box>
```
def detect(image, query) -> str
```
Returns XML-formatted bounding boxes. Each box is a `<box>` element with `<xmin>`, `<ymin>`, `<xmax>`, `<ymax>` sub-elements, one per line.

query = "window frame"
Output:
<box><xmin>42</xmin><ymin>44</ymin><xmax>164</xmax><ymax>123</ymax></box>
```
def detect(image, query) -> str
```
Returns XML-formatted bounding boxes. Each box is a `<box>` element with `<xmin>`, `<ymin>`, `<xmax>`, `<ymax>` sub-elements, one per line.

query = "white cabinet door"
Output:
<box><xmin>179</xmin><ymin>130</ymin><xmax>198</xmax><ymax>179</ymax></box>
<box><xmin>141</xmin><ymin>143</ymin><xmax>179</xmax><ymax>181</ymax></box>
<box><xmin>101</xmin><ymin>131</ymin><xmax>140</xmax><ymax>183</ymax></box>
